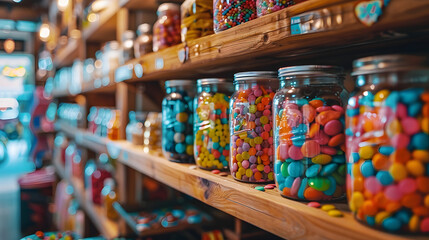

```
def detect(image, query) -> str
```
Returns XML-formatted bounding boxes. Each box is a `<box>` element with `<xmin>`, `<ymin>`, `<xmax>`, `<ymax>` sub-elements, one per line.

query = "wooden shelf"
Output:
<box><xmin>54</xmin><ymin>39</ymin><xmax>81</xmax><ymax>68</ymax></box>
<box><xmin>55</xmin><ymin>121</ymin><xmax>427</xmax><ymax>240</ymax></box>
<box><xmin>53</xmin><ymin>150</ymin><xmax>119</xmax><ymax>239</ymax></box>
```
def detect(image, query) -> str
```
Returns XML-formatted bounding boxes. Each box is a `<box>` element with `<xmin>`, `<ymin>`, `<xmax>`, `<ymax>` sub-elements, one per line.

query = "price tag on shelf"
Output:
<box><xmin>155</xmin><ymin>58</ymin><xmax>164</xmax><ymax>70</ymax></box>
<box><xmin>115</xmin><ymin>64</ymin><xmax>133</xmax><ymax>82</ymax></box>
<box><xmin>134</xmin><ymin>63</ymin><xmax>143</xmax><ymax>78</ymax></box>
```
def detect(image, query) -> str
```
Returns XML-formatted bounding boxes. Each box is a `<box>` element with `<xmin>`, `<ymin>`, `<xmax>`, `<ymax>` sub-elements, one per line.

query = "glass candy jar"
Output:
<box><xmin>153</xmin><ymin>3</ymin><xmax>181</xmax><ymax>52</ymax></box>
<box><xmin>181</xmin><ymin>0</ymin><xmax>214</xmax><ymax>42</ymax></box>
<box><xmin>144</xmin><ymin>112</ymin><xmax>163</xmax><ymax>153</ymax></box>
<box><xmin>273</xmin><ymin>65</ymin><xmax>348</xmax><ymax>201</ymax></box>
<box><xmin>230</xmin><ymin>72</ymin><xmax>278</xmax><ymax>183</ymax></box>
<box><xmin>162</xmin><ymin>80</ymin><xmax>196</xmax><ymax>163</ymax></box>
<box><xmin>214</xmin><ymin>0</ymin><xmax>257</xmax><ymax>33</ymax></box>
<box><xmin>134</xmin><ymin>23</ymin><xmax>153</xmax><ymax>58</ymax></box>
<box><xmin>346</xmin><ymin>55</ymin><xmax>429</xmax><ymax>234</ymax></box>
<box><xmin>256</xmin><ymin>0</ymin><xmax>306</xmax><ymax>17</ymax></box>
<box><xmin>194</xmin><ymin>78</ymin><xmax>233</xmax><ymax>170</ymax></box>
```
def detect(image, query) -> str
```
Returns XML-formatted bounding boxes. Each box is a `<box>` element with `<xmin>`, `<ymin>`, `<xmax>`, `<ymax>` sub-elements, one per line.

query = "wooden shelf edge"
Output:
<box><xmin>54</xmin><ymin>40</ymin><xmax>81</xmax><ymax>68</ymax></box>
<box><xmin>55</xmin><ymin>122</ymin><xmax>426</xmax><ymax>240</ymax></box>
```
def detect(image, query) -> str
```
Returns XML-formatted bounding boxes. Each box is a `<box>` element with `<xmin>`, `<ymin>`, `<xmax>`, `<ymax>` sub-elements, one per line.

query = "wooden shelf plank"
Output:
<box><xmin>53</xmin><ymin>149</ymin><xmax>119</xmax><ymax>239</ymax></box>
<box><xmin>55</xmin><ymin>121</ymin><xmax>427</xmax><ymax>240</ymax></box>
<box><xmin>54</xmin><ymin>39</ymin><xmax>81</xmax><ymax>68</ymax></box>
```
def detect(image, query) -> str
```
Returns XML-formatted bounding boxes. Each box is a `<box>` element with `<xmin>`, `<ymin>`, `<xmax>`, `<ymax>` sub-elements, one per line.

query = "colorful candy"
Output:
<box><xmin>273</xmin><ymin>65</ymin><xmax>347</xmax><ymax>201</ymax></box>
<box><xmin>181</xmin><ymin>0</ymin><xmax>214</xmax><ymax>42</ymax></box>
<box><xmin>230</xmin><ymin>71</ymin><xmax>278</xmax><ymax>183</ymax></box>
<box><xmin>346</xmin><ymin>55</ymin><xmax>429</xmax><ymax>234</ymax></box>
<box><xmin>194</xmin><ymin>79</ymin><xmax>232</xmax><ymax>170</ymax></box>
<box><xmin>162</xmin><ymin>80</ymin><xmax>195</xmax><ymax>163</ymax></box>
<box><xmin>153</xmin><ymin>3</ymin><xmax>181</xmax><ymax>52</ymax></box>
<box><xmin>214</xmin><ymin>0</ymin><xmax>257</xmax><ymax>33</ymax></box>
<box><xmin>256</xmin><ymin>0</ymin><xmax>306</xmax><ymax>17</ymax></box>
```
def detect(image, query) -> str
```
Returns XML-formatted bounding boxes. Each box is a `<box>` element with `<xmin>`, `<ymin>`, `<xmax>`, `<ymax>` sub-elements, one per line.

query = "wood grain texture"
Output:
<box><xmin>56</xmin><ymin>122</ymin><xmax>427</xmax><ymax>240</ymax></box>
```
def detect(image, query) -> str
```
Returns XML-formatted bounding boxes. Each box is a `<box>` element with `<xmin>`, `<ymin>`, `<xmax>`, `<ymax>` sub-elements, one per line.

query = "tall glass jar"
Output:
<box><xmin>273</xmin><ymin>66</ymin><xmax>348</xmax><ymax>201</ymax></box>
<box><xmin>134</xmin><ymin>23</ymin><xmax>153</xmax><ymax>58</ymax></box>
<box><xmin>181</xmin><ymin>0</ymin><xmax>213</xmax><ymax>42</ymax></box>
<box><xmin>102</xmin><ymin>41</ymin><xmax>122</xmax><ymax>76</ymax></box>
<box><xmin>107</xmin><ymin>110</ymin><xmax>120</xmax><ymax>140</ymax></box>
<box><xmin>230</xmin><ymin>72</ymin><xmax>278</xmax><ymax>183</ymax></box>
<box><xmin>346</xmin><ymin>55</ymin><xmax>429</xmax><ymax>234</ymax></box>
<box><xmin>143</xmin><ymin>112</ymin><xmax>163</xmax><ymax>153</ymax></box>
<box><xmin>194</xmin><ymin>78</ymin><xmax>233</xmax><ymax>170</ymax></box>
<box><xmin>256</xmin><ymin>0</ymin><xmax>306</xmax><ymax>17</ymax></box>
<box><xmin>162</xmin><ymin>80</ymin><xmax>196</xmax><ymax>163</ymax></box>
<box><xmin>153</xmin><ymin>3</ymin><xmax>181</xmax><ymax>52</ymax></box>
<box><xmin>214</xmin><ymin>0</ymin><xmax>257</xmax><ymax>33</ymax></box>
<box><xmin>122</xmin><ymin>30</ymin><xmax>135</xmax><ymax>62</ymax></box>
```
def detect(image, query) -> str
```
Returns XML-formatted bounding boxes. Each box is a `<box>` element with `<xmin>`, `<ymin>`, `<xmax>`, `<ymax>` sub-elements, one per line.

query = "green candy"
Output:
<box><xmin>332</xmin><ymin>172</ymin><xmax>345</xmax><ymax>185</ymax></box>
<box><xmin>308</xmin><ymin>177</ymin><xmax>330</xmax><ymax>191</ymax></box>
<box><xmin>281</xmin><ymin>162</ymin><xmax>290</xmax><ymax>178</ymax></box>
<box><xmin>255</xmin><ymin>186</ymin><xmax>265</xmax><ymax>192</ymax></box>
<box><xmin>337</xmin><ymin>164</ymin><xmax>346</xmax><ymax>177</ymax></box>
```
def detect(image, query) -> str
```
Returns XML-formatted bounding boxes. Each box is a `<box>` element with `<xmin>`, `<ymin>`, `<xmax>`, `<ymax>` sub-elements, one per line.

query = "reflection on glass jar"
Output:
<box><xmin>230</xmin><ymin>72</ymin><xmax>278</xmax><ymax>183</ymax></box>
<box><xmin>162</xmin><ymin>80</ymin><xmax>196</xmax><ymax>163</ymax></box>
<box><xmin>273</xmin><ymin>65</ymin><xmax>348</xmax><ymax>201</ymax></box>
<box><xmin>194</xmin><ymin>78</ymin><xmax>233</xmax><ymax>170</ymax></box>
<box><xmin>346</xmin><ymin>55</ymin><xmax>429</xmax><ymax>234</ymax></box>
<box><xmin>256</xmin><ymin>0</ymin><xmax>307</xmax><ymax>17</ymax></box>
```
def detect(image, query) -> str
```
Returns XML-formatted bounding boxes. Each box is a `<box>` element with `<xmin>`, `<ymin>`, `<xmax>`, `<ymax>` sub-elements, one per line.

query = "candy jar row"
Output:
<box><xmin>87</xmin><ymin>107</ymin><xmax>121</xmax><ymax>140</ymax></box>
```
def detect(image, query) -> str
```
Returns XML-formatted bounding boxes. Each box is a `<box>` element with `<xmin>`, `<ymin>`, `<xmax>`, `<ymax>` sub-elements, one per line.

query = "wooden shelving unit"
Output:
<box><xmin>53</xmin><ymin>150</ymin><xmax>119</xmax><ymax>239</ymax></box>
<box><xmin>55</xmin><ymin>121</ymin><xmax>427</xmax><ymax>240</ymax></box>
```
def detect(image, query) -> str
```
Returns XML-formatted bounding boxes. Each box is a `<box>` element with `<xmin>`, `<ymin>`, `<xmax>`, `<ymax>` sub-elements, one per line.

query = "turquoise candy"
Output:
<box><xmin>323</xmin><ymin>176</ymin><xmax>337</xmax><ymax>196</ymax></box>
<box><xmin>308</xmin><ymin>177</ymin><xmax>330</xmax><ymax>191</ymax></box>
<box><xmin>379</xmin><ymin>146</ymin><xmax>394</xmax><ymax>155</ymax></box>
<box><xmin>394</xmin><ymin>209</ymin><xmax>411</xmax><ymax>224</ymax></box>
<box><xmin>174</xmin><ymin>122</ymin><xmax>186</xmax><ymax>132</ymax></box>
<box><xmin>382</xmin><ymin>217</ymin><xmax>402</xmax><ymax>232</ymax></box>
<box><xmin>360</xmin><ymin>160</ymin><xmax>375</xmax><ymax>177</ymax></box>
<box><xmin>285</xmin><ymin>176</ymin><xmax>295</xmax><ymax>188</ymax></box>
<box><xmin>298</xmin><ymin>177</ymin><xmax>308</xmax><ymax>199</ymax></box>
<box><xmin>213</xmin><ymin>142</ymin><xmax>220</xmax><ymax>149</ymax></box>
<box><xmin>281</xmin><ymin>162</ymin><xmax>290</xmax><ymax>178</ymax></box>
<box><xmin>345</xmin><ymin>128</ymin><xmax>353</xmax><ymax>136</ymax></box>
<box><xmin>275</xmin><ymin>160</ymin><xmax>282</xmax><ymax>173</ymax></box>
<box><xmin>278</xmin><ymin>109</ymin><xmax>284</xmax><ymax>118</ymax></box>
<box><xmin>291</xmin><ymin>135</ymin><xmax>306</xmax><ymax>147</ymax></box>
<box><xmin>175</xmin><ymin>143</ymin><xmax>186</xmax><ymax>154</ymax></box>
<box><xmin>332</xmin><ymin>172</ymin><xmax>345</xmax><ymax>185</ymax></box>
<box><xmin>288</xmin><ymin>161</ymin><xmax>304</xmax><ymax>177</ymax></box>
<box><xmin>276</xmin><ymin>173</ymin><xmax>285</xmax><ymax>185</ymax></box>
<box><xmin>332</xmin><ymin>155</ymin><xmax>346</xmax><ymax>163</ymax></box>
<box><xmin>366</xmin><ymin>216</ymin><xmax>375</xmax><ymax>226</ymax></box>
<box><xmin>347</xmin><ymin>163</ymin><xmax>353</xmax><ymax>175</ymax></box>
<box><xmin>360</xmin><ymin>91</ymin><xmax>374</xmax><ymax>107</ymax></box>
<box><xmin>291</xmin><ymin>124</ymin><xmax>307</xmax><ymax>135</ymax></box>
<box><xmin>346</xmin><ymin>108</ymin><xmax>359</xmax><ymax>117</ymax></box>
<box><xmin>411</xmin><ymin>133</ymin><xmax>429</xmax><ymax>150</ymax></box>
<box><xmin>278</xmin><ymin>183</ymin><xmax>285</xmax><ymax>191</ymax></box>
<box><xmin>255</xmin><ymin>186</ymin><xmax>265</xmax><ymax>192</ymax></box>
<box><xmin>175</xmin><ymin>101</ymin><xmax>186</xmax><ymax>112</ymax></box>
<box><xmin>399</xmin><ymin>88</ymin><xmax>423</xmax><ymax>104</ymax></box>
<box><xmin>320</xmin><ymin>163</ymin><xmax>338</xmax><ymax>176</ymax></box>
<box><xmin>351</xmin><ymin>152</ymin><xmax>360</xmax><ymax>163</ymax></box>
<box><xmin>376</xmin><ymin>171</ymin><xmax>394</xmax><ymax>185</ymax></box>
<box><xmin>286</xmin><ymin>158</ymin><xmax>294</xmax><ymax>163</ymax></box>
<box><xmin>408</xmin><ymin>102</ymin><xmax>422</xmax><ymax>117</ymax></box>
<box><xmin>305</xmin><ymin>164</ymin><xmax>321</xmax><ymax>177</ymax></box>
<box><xmin>296</xmin><ymin>99</ymin><xmax>308</xmax><ymax>106</ymax></box>
<box><xmin>385</xmin><ymin>91</ymin><xmax>400</xmax><ymax>110</ymax></box>
<box><xmin>337</xmin><ymin>164</ymin><xmax>346</xmax><ymax>177</ymax></box>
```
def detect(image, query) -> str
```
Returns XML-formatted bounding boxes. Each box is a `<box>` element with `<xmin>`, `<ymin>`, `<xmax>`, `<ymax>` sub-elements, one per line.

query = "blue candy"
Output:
<box><xmin>320</xmin><ymin>163</ymin><xmax>338</xmax><ymax>176</ymax></box>
<box><xmin>366</xmin><ymin>216</ymin><xmax>375</xmax><ymax>226</ymax></box>
<box><xmin>376</xmin><ymin>171</ymin><xmax>394</xmax><ymax>185</ymax></box>
<box><xmin>275</xmin><ymin>160</ymin><xmax>282</xmax><ymax>173</ymax></box>
<box><xmin>276</xmin><ymin>173</ymin><xmax>285</xmax><ymax>185</ymax></box>
<box><xmin>305</xmin><ymin>164</ymin><xmax>321</xmax><ymax>177</ymax></box>
<box><xmin>394</xmin><ymin>209</ymin><xmax>411</xmax><ymax>224</ymax></box>
<box><xmin>361</xmin><ymin>160</ymin><xmax>375</xmax><ymax>177</ymax></box>
<box><xmin>296</xmin><ymin>99</ymin><xmax>308</xmax><ymax>106</ymax></box>
<box><xmin>382</xmin><ymin>217</ymin><xmax>402</xmax><ymax>232</ymax></box>
<box><xmin>174</xmin><ymin>122</ymin><xmax>186</xmax><ymax>132</ymax></box>
<box><xmin>346</xmin><ymin>108</ymin><xmax>359</xmax><ymax>117</ymax></box>
<box><xmin>292</xmin><ymin>135</ymin><xmax>306</xmax><ymax>147</ymax></box>
<box><xmin>345</xmin><ymin>128</ymin><xmax>353</xmax><ymax>136</ymax></box>
<box><xmin>288</xmin><ymin>161</ymin><xmax>304</xmax><ymax>177</ymax></box>
<box><xmin>411</xmin><ymin>133</ymin><xmax>429</xmax><ymax>150</ymax></box>
<box><xmin>351</xmin><ymin>152</ymin><xmax>360</xmax><ymax>163</ymax></box>
<box><xmin>284</xmin><ymin>176</ymin><xmax>295</xmax><ymax>188</ymax></box>
<box><xmin>332</xmin><ymin>155</ymin><xmax>346</xmax><ymax>163</ymax></box>
<box><xmin>175</xmin><ymin>102</ymin><xmax>186</xmax><ymax>112</ymax></box>
<box><xmin>400</xmin><ymin>88</ymin><xmax>423</xmax><ymax>104</ymax></box>
<box><xmin>408</xmin><ymin>102</ymin><xmax>422</xmax><ymax>117</ymax></box>
<box><xmin>385</xmin><ymin>91</ymin><xmax>400</xmax><ymax>110</ymax></box>
<box><xmin>379</xmin><ymin>146</ymin><xmax>394</xmax><ymax>155</ymax></box>
<box><xmin>298</xmin><ymin>177</ymin><xmax>308</xmax><ymax>199</ymax></box>
<box><xmin>175</xmin><ymin>143</ymin><xmax>186</xmax><ymax>154</ymax></box>
<box><xmin>291</xmin><ymin>124</ymin><xmax>308</xmax><ymax>135</ymax></box>
<box><xmin>323</xmin><ymin>176</ymin><xmax>337</xmax><ymax>196</ymax></box>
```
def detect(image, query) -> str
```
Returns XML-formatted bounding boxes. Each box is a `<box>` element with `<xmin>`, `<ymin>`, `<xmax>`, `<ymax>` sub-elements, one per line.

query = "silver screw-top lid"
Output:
<box><xmin>165</xmin><ymin>80</ymin><xmax>195</xmax><ymax>88</ymax></box>
<box><xmin>352</xmin><ymin>55</ymin><xmax>428</xmax><ymax>76</ymax></box>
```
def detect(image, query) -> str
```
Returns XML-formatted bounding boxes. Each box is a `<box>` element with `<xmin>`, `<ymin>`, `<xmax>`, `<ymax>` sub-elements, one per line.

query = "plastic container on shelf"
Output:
<box><xmin>143</xmin><ymin>112</ymin><xmax>163</xmax><ymax>153</ymax></box>
<box><xmin>181</xmin><ymin>0</ymin><xmax>213</xmax><ymax>42</ymax></box>
<box><xmin>107</xmin><ymin>110</ymin><xmax>120</xmax><ymax>140</ymax></box>
<box><xmin>213</xmin><ymin>0</ymin><xmax>257</xmax><ymax>33</ymax></box>
<box><xmin>162</xmin><ymin>80</ymin><xmax>196</xmax><ymax>163</ymax></box>
<box><xmin>194</xmin><ymin>78</ymin><xmax>233</xmax><ymax>170</ymax></box>
<box><xmin>134</xmin><ymin>23</ymin><xmax>153</xmax><ymax>58</ymax></box>
<box><xmin>126</xmin><ymin>111</ymin><xmax>137</xmax><ymax>142</ymax></box>
<box><xmin>256</xmin><ymin>0</ymin><xmax>306</xmax><ymax>17</ymax></box>
<box><xmin>273</xmin><ymin>65</ymin><xmax>348</xmax><ymax>201</ymax></box>
<box><xmin>230</xmin><ymin>71</ymin><xmax>278</xmax><ymax>183</ymax></box>
<box><xmin>122</xmin><ymin>30</ymin><xmax>135</xmax><ymax>62</ymax></box>
<box><xmin>153</xmin><ymin>3</ymin><xmax>181</xmax><ymax>52</ymax></box>
<box><xmin>346</xmin><ymin>55</ymin><xmax>429</xmax><ymax>234</ymax></box>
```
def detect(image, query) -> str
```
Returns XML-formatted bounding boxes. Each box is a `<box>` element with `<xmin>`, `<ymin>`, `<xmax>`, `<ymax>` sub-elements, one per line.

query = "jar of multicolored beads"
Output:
<box><xmin>162</xmin><ymin>80</ymin><xmax>196</xmax><ymax>163</ymax></box>
<box><xmin>194</xmin><ymin>78</ymin><xmax>233</xmax><ymax>170</ymax></box>
<box><xmin>346</xmin><ymin>55</ymin><xmax>429</xmax><ymax>233</ymax></box>
<box><xmin>256</xmin><ymin>0</ymin><xmax>307</xmax><ymax>17</ymax></box>
<box><xmin>230</xmin><ymin>72</ymin><xmax>278</xmax><ymax>183</ymax></box>
<box><xmin>273</xmin><ymin>65</ymin><xmax>348</xmax><ymax>201</ymax></box>
<box><xmin>213</xmin><ymin>0</ymin><xmax>257</xmax><ymax>33</ymax></box>
<box><xmin>153</xmin><ymin>3</ymin><xmax>181</xmax><ymax>52</ymax></box>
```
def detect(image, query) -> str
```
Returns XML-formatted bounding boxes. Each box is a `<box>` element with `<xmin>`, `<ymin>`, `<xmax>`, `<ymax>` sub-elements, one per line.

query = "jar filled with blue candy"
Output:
<box><xmin>162</xmin><ymin>80</ymin><xmax>196</xmax><ymax>163</ymax></box>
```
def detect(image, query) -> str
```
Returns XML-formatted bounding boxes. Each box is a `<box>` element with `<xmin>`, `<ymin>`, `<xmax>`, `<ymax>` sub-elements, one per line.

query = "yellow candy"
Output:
<box><xmin>257</xmin><ymin>164</ymin><xmax>264</xmax><ymax>171</ymax></box>
<box><xmin>236</xmin><ymin>154</ymin><xmax>242</xmax><ymax>162</ymax></box>
<box><xmin>389</xmin><ymin>163</ymin><xmax>407</xmax><ymax>181</ymax></box>
<box><xmin>386</xmin><ymin>119</ymin><xmax>402</xmax><ymax>137</ymax></box>
<box><xmin>268</xmin><ymin>172</ymin><xmax>274</xmax><ymax>180</ymax></box>
<box><xmin>236</xmin><ymin>172</ymin><xmax>242</xmax><ymax>179</ymax></box>
<box><xmin>212</xmin><ymin>136</ymin><xmax>219</xmax><ymax>142</ymax></box>
<box><xmin>352</xmin><ymin>163</ymin><xmax>363</xmax><ymax>177</ymax></box>
<box><xmin>219</xmin><ymin>141</ymin><xmax>226</xmax><ymax>147</ymax></box>
<box><xmin>374</xmin><ymin>89</ymin><xmax>390</xmax><ymax>101</ymax></box>
<box><xmin>422</xmin><ymin>118</ymin><xmax>429</xmax><ymax>134</ymax></box>
<box><xmin>186</xmin><ymin>145</ymin><xmax>193</xmax><ymax>155</ymax></box>
<box><xmin>176</xmin><ymin>112</ymin><xmax>188</xmax><ymax>122</ymax></box>
<box><xmin>207</xmin><ymin>161</ymin><xmax>213</xmax><ymax>168</ymax></box>
<box><xmin>246</xmin><ymin>169</ymin><xmax>253</xmax><ymax>177</ymax></box>
<box><xmin>254</xmin><ymin>137</ymin><xmax>263</xmax><ymax>144</ymax></box>
<box><xmin>209</xmin><ymin>154</ymin><xmax>215</xmax><ymax>161</ymax></box>
<box><xmin>350</xmin><ymin>191</ymin><xmax>364</xmax><ymax>211</ymax></box>
<box><xmin>217</xmin><ymin>163</ymin><xmax>224</xmax><ymax>169</ymax></box>
<box><xmin>406</xmin><ymin>160</ymin><xmax>425</xmax><ymax>176</ymax></box>
<box><xmin>413</xmin><ymin>150</ymin><xmax>429</xmax><ymax>163</ymax></box>
<box><xmin>321</xmin><ymin>204</ymin><xmax>336</xmax><ymax>211</ymax></box>
<box><xmin>424</xmin><ymin>195</ymin><xmax>429</xmax><ymax>208</ymax></box>
<box><xmin>409</xmin><ymin>215</ymin><xmax>420</xmax><ymax>232</ymax></box>
<box><xmin>328</xmin><ymin>209</ymin><xmax>343</xmax><ymax>217</ymax></box>
<box><xmin>242</xmin><ymin>151</ymin><xmax>250</xmax><ymax>160</ymax></box>
<box><xmin>238</xmin><ymin>167</ymin><xmax>246</xmax><ymax>175</ymax></box>
<box><xmin>375</xmin><ymin>211</ymin><xmax>390</xmax><ymax>225</ymax></box>
<box><xmin>249</xmin><ymin>139</ymin><xmax>256</xmax><ymax>147</ymax></box>
<box><xmin>312</xmin><ymin>154</ymin><xmax>332</xmax><ymax>165</ymax></box>
<box><xmin>359</xmin><ymin>146</ymin><xmax>374</xmax><ymax>160</ymax></box>
<box><xmin>249</xmin><ymin>105</ymin><xmax>257</xmax><ymax>113</ymax></box>
<box><xmin>239</xmin><ymin>132</ymin><xmax>247</xmax><ymax>139</ymax></box>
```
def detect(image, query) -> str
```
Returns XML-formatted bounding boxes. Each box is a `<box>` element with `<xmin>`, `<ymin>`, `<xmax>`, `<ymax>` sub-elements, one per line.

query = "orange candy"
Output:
<box><xmin>261</xmin><ymin>154</ymin><xmax>269</xmax><ymax>161</ymax></box>
<box><xmin>254</xmin><ymin>171</ymin><xmax>262</xmax><ymax>180</ymax></box>
<box><xmin>257</xmin><ymin>103</ymin><xmax>265</xmax><ymax>111</ymax></box>
<box><xmin>412</xmin><ymin>206</ymin><xmax>429</xmax><ymax>216</ymax></box>
<box><xmin>328</xmin><ymin>133</ymin><xmax>345</xmax><ymax>147</ymax></box>
<box><xmin>249</xmin><ymin>148</ymin><xmax>256</xmax><ymax>156</ymax></box>
<box><xmin>283</xmin><ymin>187</ymin><xmax>291</xmax><ymax>196</ymax></box>
<box><xmin>353</xmin><ymin>176</ymin><xmax>364</xmax><ymax>192</ymax></box>
<box><xmin>303</xmin><ymin>187</ymin><xmax>324</xmax><ymax>201</ymax></box>
<box><xmin>390</xmin><ymin>149</ymin><xmax>411</xmax><ymax>164</ymax></box>
<box><xmin>307</xmin><ymin>123</ymin><xmax>320</xmax><ymax>138</ymax></box>
<box><xmin>385</xmin><ymin>201</ymin><xmax>402</xmax><ymax>213</ymax></box>
<box><xmin>261</xmin><ymin>97</ymin><xmax>270</xmax><ymax>105</ymax></box>
<box><xmin>315</xmin><ymin>110</ymin><xmax>342</xmax><ymax>125</ymax></box>
<box><xmin>373</xmin><ymin>153</ymin><xmax>389</xmax><ymax>170</ymax></box>
<box><xmin>423</xmin><ymin>103</ymin><xmax>429</xmax><ymax>117</ymax></box>
<box><xmin>417</xmin><ymin>177</ymin><xmax>429</xmax><ymax>193</ymax></box>
<box><xmin>374</xmin><ymin>193</ymin><xmax>389</xmax><ymax>209</ymax></box>
<box><xmin>309</xmin><ymin>99</ymin><xmax>324</xmax><ymax>109</ymax></box>
<box><xmin>247</xmin><ymin>121</ymin><xmax>256</xmax><ymax>129</ymax></box>
<box><xmin>302</xmin><ymin>104</ymin><xmax>316</xmax><ymax>123</ymax></box>
<box><xmin>362</xmin><ymin>200</ymin><xmax>378</xmax><ymax>216</ymax></box>
<box><xmin>401</xmin><ymin>193</ymin><xmax>422</xmax><ymax>208</ymax></box>
<box><xmin>421</xmin><ymin>92</ymin><xmax>429</xmax><ymax>102</ymax></box>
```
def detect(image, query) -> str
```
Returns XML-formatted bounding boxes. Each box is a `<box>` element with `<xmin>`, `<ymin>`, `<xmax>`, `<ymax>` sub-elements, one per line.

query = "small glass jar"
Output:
<box><xmin>273</xmin><ymin>65</ymin><xmax>348</xmax><ymax>201</ymax></box>
<box><xmin>126</xmin><ymin>111</ymin><xmax>137</xmax><ymax>142</ymax></box>
<box><xmin>153</xmin><ymin>3</ymin><xmax>181</xmax><ymax>52</ymax></box>
<box><xmin>181</xmin><ymin>0</ymin><xmax>214</xmax><ymax>42</ymax></box>
<box><xmin>230</xmin><ymin>72</ymin><xmax>278</xmax><ymax>183</ymax></box>
<box><xmin>143</xmin><ymin>112</ymin><xmax>163</xmax><ymax>153</ymax></box>
<box><xmin>214</xmin><ymin>0</ymin><xmax>257</xmax><ymax>33</ymax></box>
<box><xmin>102</xmin><ymin>41</ymin><xmax>122</xmax><ymax>76</ymax></box>
<box><xmin>107</xmin><ymin>110</ymin><xmax>120</xmax><ymax>140</ymax></box>
<box><xmin>194</xmin><ymin>78</ymin><xmax>233</xmax><ymax>170</ymax></box>
<box><xmin>256</xmin><ymin>0</ymin><xmax>306</xmax><ymax>17</ymax></box>
<box><xmin>346</xmin><ymin>55</ymin><xmax>429</xmax><ymax>234</ymax></box>
<box><xmin>162</xmin><ymin>80</ymin><xmax>196</xmax><ymax>163</ymax></box>
<box><xmin>132</xmin><ymin>112</ymin><xmax>147</xmax><ymax>146</ymax></box>
<box><xmin>134</xmin><ymin>23</ymin><xmax>153</xmax><ymax>58</ymax></box>
<box><xmin>122</xmin><ymin>30</ymin><xmax>135</xmax><ymax>62</ymax></box>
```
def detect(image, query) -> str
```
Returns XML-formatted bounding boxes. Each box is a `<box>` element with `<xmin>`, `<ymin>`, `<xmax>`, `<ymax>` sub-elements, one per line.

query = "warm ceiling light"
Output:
<box><xmin>4</xmin><ymin>39</ymin><xmax>15</xmax><ymax>53</ymax></box>
<box><xmin>39</xmin><ymin>23</ymin><xmax>51</xmax><ymax>42</ymax></box>
<box><xmin>57</xmin><ymin>0</ymin><xmax>69</xmax><ymax>12</ymax></box>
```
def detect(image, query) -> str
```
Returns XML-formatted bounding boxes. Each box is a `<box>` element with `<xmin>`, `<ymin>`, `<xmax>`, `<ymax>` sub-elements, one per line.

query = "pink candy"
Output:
<box><xmin>401</xmin><ymin>117</ymin><xmax>420</xmax><ymax>135</ymax></box>
<box><xmin>398</xmin><ymin>178</ymin><xmax>417</xmax><ymax>194</ymax></box>
<box><xmin>364</xmin><ymin>176</ymin><xmax>382</xmax><ymax>194</ymax></box>
<box><xmin>391</xmin><ymin>133</ymin><xmax>410</xmax><ymax>149</ymax></box>
<box><xmin>324</xmin><ymin>120</ymin><xmax>343</xmax><ymax>136</ymax></box>
<box><xmin>384</xmin><ymin>185</ymin><xmax>403</xmax><ymax>201</ymax></box>
<box><xmin>288</xmin><ymin>145</ymin><xmax>303</xmax><ymax>160</ymax></box>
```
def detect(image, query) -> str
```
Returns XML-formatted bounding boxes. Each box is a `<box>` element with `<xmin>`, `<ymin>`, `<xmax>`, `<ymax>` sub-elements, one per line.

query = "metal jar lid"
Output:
<box><xmin>352</xmin><ymin>55</ymin><xmax>428</xmax><ymax>76</ymax></box>
<box><xmin>278</xmin><ymin>65</ymin><xmax>344</xmax><ymax>78</ymax></box>
<box><xmin>234</xmin><ymin>71</ymin><xmax>277</xmax><ymax>83</ymax></box>
<box><xmin>165</xmin><ymin>80</ymin><xmax>195</xmax><ymax>88</ymax></box>
<box><xmin>197</xmin><ymin>78</ymin><xmax>230</xmax><ymax>87</ymax></box>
